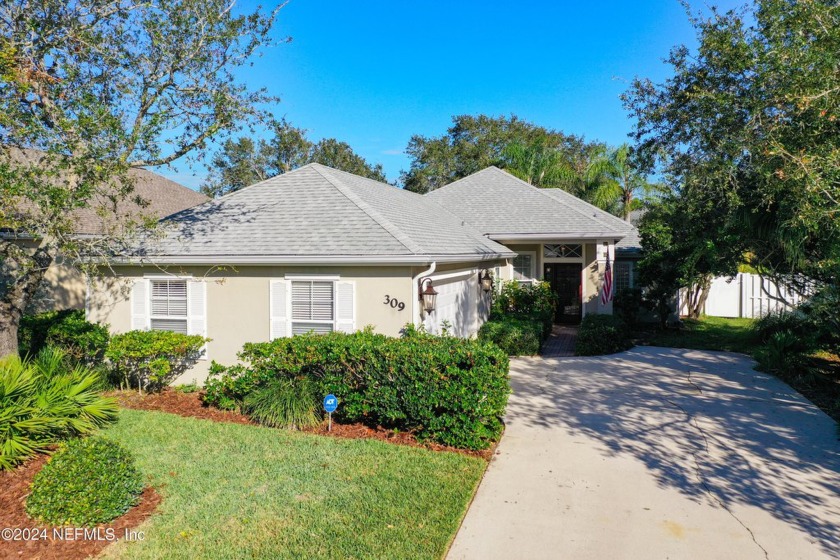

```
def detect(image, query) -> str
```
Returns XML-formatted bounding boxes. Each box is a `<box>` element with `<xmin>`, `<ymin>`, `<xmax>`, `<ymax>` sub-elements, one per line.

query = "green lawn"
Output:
<box><xmin>100</xmin><ymin>409</ymin><xmax>485</xmax><ymax>560</ymax></box>
<box><xmin>638</xmin><ymin>316</ymin><xmax>760</xmax><ymax>355</ymax></box>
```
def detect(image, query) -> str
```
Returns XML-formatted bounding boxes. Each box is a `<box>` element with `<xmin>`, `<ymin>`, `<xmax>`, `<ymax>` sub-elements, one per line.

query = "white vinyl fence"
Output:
<box><xmin>679</xmin><ymin>273</ymin><xmax>814</xmax><ymax>319</ymax></box>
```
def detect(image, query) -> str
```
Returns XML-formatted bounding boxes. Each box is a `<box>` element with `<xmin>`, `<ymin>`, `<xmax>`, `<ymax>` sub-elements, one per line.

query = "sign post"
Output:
<box><xmin>323</xmin><ymin>394</ymin><xmax>338</xmax><ymax>431</ymax></box>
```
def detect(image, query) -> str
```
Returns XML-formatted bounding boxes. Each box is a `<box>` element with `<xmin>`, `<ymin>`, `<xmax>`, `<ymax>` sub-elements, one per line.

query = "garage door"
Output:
<box><xmin>422</xmin><ymin>270</ymin><xmax>491</xmax><ymax>337</ymax></box>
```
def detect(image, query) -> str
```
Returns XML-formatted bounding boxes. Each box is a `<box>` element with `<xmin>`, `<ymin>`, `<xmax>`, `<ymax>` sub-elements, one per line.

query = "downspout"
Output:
<box><xmin>412</xmin><ymin>261</ymin><xmax>437</xmax><ymax>326</ymax></box>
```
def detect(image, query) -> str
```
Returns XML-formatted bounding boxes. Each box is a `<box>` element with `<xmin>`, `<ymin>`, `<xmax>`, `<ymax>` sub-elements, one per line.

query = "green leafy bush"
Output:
<box><xmin>0</xmin><ymin>349</ymin><xmax>118</xmax><ymax>470</ymax></box>
<box><xmin>478</xmin><ymin>316</ymin><xmax>542</xmax><ymax>356</ymax></box>
<box><xmin>18</xmin><ymin>310</ymin><xmax>109</xmax><ymax>365</ymax></box>
<box><xmin>492</xmin><ymin>281</ymin><xmax>556</xmax><ymax>338</ymax></box>
<box><xmin>613</xmin><ymin>288</ymin><xmax>643</xmax><ymax>328</ymax></box>
<box><xmin>204</xmin><ymin>329</ymin><xmax>510</xmax><ymax>450</ymax></box>
<box><xmin>574</xmin><ymin>314</ymin><xmax>633</xmax><ymax>356</ymax></box>
<box><xmin>243</xmin><ymin>377</ymin><xmax>321</xmax><ymax>429</ymax></box>
<box><xmin>106</xmin><ymin>330</ymin><xmax>209</xmax><ymax>393</ymax></box>
<box><xmin>26</xmin><ymin>436</ymin><xmax>144</xmax><ymax>526</ymax></box>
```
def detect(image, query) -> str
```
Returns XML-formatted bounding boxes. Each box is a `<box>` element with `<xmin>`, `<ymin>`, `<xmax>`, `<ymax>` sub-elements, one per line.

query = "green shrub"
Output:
<box><xmin>18</xmin><ymin>310</ymin><xmax>110</xmax><ymax>365</ymax></box>
<box><xmin>26</xmin><ymin>436</ymin><xmax>144</xmax><ymax>526</ymax></box>
<box><xmin>492</xmin><ymin>281</ymin><xmax>556</xmax><ymax>339</ymax></box>
<box><xmin>574</xmin><ymin>314</ymin><xmax>633</xmax><ymax>356</ymax></box>
<box><xmin>754</xmin><ymin>330</ymin><xmax>811</xmax><ymax>376</ymax></box>
<box><xmin>478</xmin><ymin>316</ymin><xmax>542</xmax><ymax>356</ymax></box>
<box><xmin>613</xmin><ymin>288</ymin><xmax>643</xmax><ymax>328</ymax></box>
<box><xmin>106</xmin><ymin>330</ymin><xmax>209</xmax><ymax>393</ymax></box>
<box><xmin>204</xmin><ymin>329</ymin><xmax>510</xmax><ymax>450</ymax></box>
<box><xmin>243</xmin><ymin>377</ymin><xmax>321</xmax><ymax>429</ymax></box>
<box><xmin>0</xmin><ymin>349</ymin><xmax>118</xmax><ymax>470</ymax></box>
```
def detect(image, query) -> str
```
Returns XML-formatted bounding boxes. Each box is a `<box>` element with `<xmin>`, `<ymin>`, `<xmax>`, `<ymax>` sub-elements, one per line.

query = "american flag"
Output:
<box><xmin>601</xmin><ymin>252</ymin><xmax>613</xmax><ymax>305</ymax></box>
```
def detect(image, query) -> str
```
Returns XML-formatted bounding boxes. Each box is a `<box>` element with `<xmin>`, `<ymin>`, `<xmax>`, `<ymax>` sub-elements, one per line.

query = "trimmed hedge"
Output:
<box><xmin>204</xmin><ymin>329</ymin><xmax>510</xmax><ymax>450</ymax></box>
<box><xmin>478</xmin><ymin>316</ymin><xmax>542</xmax><ymax>356</ymax></box>
<box><xmin>19</xmin><ymin>310</ymin><xmax>109</xmax><ymax>365</ymax></box>
<box><xmin>574</xmin><ymin>314</ymin><xmax>633</xmax><ymax>356</ymax></box>
<box><xmin>26</xmin><ymin>436</ymin><xmax>144</xmax><ymax>526</ymax></box>
<box><xmin>106</xmin><ymin>330</ymin><xmax>208</xmax><ymax>393</ymax></box>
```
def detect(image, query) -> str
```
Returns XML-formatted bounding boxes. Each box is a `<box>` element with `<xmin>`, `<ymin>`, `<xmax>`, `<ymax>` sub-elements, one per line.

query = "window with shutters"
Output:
<box><xmin>149</xmin><ymin>279</ymin><xmax>188</xmax><ymax>334</ymax></box>
<box><xmin>291</xmin><ymin>280</ymin><xmax>335</xmax><ymax>335</ymax></box>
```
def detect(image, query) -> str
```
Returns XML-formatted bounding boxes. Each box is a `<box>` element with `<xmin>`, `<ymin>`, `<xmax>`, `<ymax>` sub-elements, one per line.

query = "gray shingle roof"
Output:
<box><xmin>136</xmin><ymin>164</ymin><xmax>513</xmax><ymax>263</ymax></box>
<box><xmin>425</xmin><ymin>167</ymin><xmax>635</xmax><ymax>245</ymax></box>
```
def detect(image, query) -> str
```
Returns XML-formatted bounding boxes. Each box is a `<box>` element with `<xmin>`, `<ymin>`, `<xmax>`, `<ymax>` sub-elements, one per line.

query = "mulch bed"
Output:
<box><xmin>111</xmin><ymin>388</ymin><xmax>493</xmax><ymax>460</ymax></box>
<box><xmin>0</xmin><ymin>454</ymin><xmax>161</xmax><ymax>560</ymax></box>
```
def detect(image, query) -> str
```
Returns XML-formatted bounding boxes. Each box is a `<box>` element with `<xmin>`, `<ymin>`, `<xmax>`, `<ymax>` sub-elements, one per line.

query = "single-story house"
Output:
<box><xmin>86</xmin><ymin>163</ymin><xmax>640</xmax><ymax>382</ymax></box>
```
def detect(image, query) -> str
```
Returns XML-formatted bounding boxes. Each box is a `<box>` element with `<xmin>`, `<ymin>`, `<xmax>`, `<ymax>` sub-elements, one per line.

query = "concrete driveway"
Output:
<box><xmin>448</xmin><ymin>347</ymin><xmax>840</xmax><ymax>560</ymax></box>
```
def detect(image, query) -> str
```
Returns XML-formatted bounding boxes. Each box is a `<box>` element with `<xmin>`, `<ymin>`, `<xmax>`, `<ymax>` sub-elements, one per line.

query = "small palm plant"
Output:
<box><xmin>0</xmin><ymin>348</ymin><xmax>118</xmax><ymax>470</ymax></box>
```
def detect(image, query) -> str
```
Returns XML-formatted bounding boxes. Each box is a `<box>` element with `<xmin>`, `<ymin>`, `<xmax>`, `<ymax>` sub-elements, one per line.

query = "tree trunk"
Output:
<box><xmin>686</xmin><ymin>276</ymin><xmax>712</xmax><ymax>319</ymax></box>
<box><xmin>0</xmin><ymin>247</ymin><xmax>54</xmax><ymax>358</ymax></box>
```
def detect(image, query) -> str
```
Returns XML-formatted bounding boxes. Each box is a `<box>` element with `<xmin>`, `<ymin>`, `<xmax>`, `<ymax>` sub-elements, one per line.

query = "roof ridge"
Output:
<box><xmin>486</xmin><ymin>167</ymin><xmax>629</xmax><ymax>234</ymax></box>
<box><xmin>310</xmin><ymin>165</ymin><xmax>424</xmax><ymax>254</ymax></box>
<box><xmin>541</xmin><ymin>187</ymin><xmax>635</xmax><ymax>232</ymax></box>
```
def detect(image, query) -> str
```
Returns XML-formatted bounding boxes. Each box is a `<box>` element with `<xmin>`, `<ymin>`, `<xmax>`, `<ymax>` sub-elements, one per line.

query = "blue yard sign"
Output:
<box><xmin>323</xmin><ymin>394</ymin><xmax>338</xmax><ymax>431</ymax></box>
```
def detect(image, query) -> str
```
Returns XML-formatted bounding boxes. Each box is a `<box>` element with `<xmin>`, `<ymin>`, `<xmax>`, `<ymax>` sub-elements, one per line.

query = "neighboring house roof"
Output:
<box><xmin>425</xmin><ymin>167</ymin><xmax>635</xmax><ymax>246</ymax></box>
<box><xmin>73</xmin><ymin>168</ymin><xmax>209</xmax><ymax>235</ymax></box>
<box><xmin>132</xmin><ymin>163</ymin><xmax>514</xmax><ymax>265</ymax></box>
<box><xmin>3</xmin><ymin>148</ymin><xmax>208</xmax><ymax>236</ymax></box>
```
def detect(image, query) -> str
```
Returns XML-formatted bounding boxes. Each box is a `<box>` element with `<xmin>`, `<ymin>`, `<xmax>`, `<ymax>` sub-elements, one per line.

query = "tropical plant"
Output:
<box><xmin>106</xmin><ymin>330</ymin><xmax>209</xmax><ymax>393</ymax></box>
<box><xmin>402</xmin><ymin>114</ymin><xmax>598</xmax><ymax>193</ymax></box>
<box><xmin>26</xmin><ymin>436</ymin><xmax>144</xmax><ymax>525</ymax></box>
<box><xmin>0</xmin><ymin>348</ymin><xmax>118</xmax><ymax>470</ymax></box>
<box><xmin>242</xmin><ymin>377</ymin><xmax>321</xmax><ymax>430</ymax></box>
<box><xmin>582</xmin><ymin>144</ymin><xmax>665</xmax><ymax>219</ymax></box>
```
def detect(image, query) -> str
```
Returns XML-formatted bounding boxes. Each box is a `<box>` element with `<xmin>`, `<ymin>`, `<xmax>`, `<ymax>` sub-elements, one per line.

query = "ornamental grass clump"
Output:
<box><xmin>26</xmin><ymin>436</ymin><xmax>144</xmax><ymax>526</ymax></box>
<box><xmin>243</xmin><ymin>377</ymin><xmax>321</xmax><ymax>429</ymax></box>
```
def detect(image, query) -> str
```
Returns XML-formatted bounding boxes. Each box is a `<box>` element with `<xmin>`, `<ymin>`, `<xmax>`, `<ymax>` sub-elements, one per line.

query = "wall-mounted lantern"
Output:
<box><xmin>479</xmin><ymin>270</ymin><xmax>494</xmax><ymax>293</ymax></box>
<box><xmin>418</xmin><ymin>277</ymin><xmax>438</xmax><ymax>313</ymax></box>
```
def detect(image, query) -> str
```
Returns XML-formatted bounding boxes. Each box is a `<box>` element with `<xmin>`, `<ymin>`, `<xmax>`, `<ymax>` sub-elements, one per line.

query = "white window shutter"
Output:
<box><xmin>187</xmin><ymin>280</ymin><xmax>208</xmax><ymax>359</ymax></box>
<box><xmin>270</xmin><ymin>280</ymin><xmax>289</xmax><ymax>339</ymax></box>
<box><xmin>336</xmin><ymin>281</ymin><xmax>356</xmax><ymax>333</ymax></box>
<box><xmin>130</xmin><ymin>279</ymin><xmax>149</xmax><ymax>331</ymax></box>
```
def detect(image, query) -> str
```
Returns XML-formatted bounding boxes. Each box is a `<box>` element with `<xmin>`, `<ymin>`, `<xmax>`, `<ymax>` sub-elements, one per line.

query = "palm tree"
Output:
<box><xmin>582</xmin><ymin>144</ymin><xmax>664</xmax><ymax>220</ymax></box>
<box><xmin>501</xmin><ymin>140</ymin><xmax>580</xmax><ymax>192</ymax></box>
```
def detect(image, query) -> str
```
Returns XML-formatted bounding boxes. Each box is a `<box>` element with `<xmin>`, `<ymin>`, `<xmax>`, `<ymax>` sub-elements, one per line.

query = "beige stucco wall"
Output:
<box><xmin>88</xmin><ymin>265</ymin><xmax>416</xmax><ymax>383</ymax></box>
<box><xmin>1</xmin><ymin>239</ymin><xmax>87</xmax><ymax>313</ymax></box>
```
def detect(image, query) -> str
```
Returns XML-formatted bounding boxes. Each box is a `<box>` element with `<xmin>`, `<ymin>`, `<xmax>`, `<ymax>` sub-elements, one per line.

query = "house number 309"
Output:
<box><xmin>383</xmin><ymin>295</ymin><xmax>405</xmax><ymax>311</ymax></box>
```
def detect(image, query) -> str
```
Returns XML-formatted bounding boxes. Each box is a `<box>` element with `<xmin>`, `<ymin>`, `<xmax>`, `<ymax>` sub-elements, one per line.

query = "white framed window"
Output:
<box><xmin>270</xmin><ymin>278</ymin><xmax>355</xmax><ymax>339</ymax></box>
<box><xmin>150</xmin><ymin>279</ymin><xmax>188</xmax><ymax>334</ymax></box>
<box><xmin>291</xmin><ymin>280</ymin><xmax>335</xmax><ymax>335</ymax></box>
<box><xmin>512</xmin><ymin>252</ymin><xmax>535</xmax><ymax>280</ymax></box>
<box><xmin>544</xmin><ymin>244</ymin><xmax>583</xmax><ymax>258</ymax></box>
<box><xmin>614</xmin><ymin>261</ymin><xmax>635</xmax><ymax>292</ymax></box>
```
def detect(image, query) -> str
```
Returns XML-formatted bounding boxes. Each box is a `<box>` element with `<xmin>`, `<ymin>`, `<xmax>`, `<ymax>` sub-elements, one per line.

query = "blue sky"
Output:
<box><xmin>161</xmin><ymin>0</ymin><xmax>744</xmax><ymax>189</ymax></box>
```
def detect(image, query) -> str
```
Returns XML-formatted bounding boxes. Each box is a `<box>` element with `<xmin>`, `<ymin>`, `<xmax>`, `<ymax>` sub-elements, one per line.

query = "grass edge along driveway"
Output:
<box><xmin>100</xmin><ymin>409</ymin><xmax>486</xmax><ymax>560</ymax></box>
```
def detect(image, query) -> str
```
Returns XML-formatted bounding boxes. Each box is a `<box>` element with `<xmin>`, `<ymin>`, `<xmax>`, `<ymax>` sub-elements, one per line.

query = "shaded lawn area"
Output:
<box><xmin>636</xmin><ymin>316</ymin><xmax>760</xmax><ymax>354</ymax></box>
<box><xmin>100</xmin><ymin>409</ymin><xmax>486</xmax><ymax>560</ymax></box>
<box><xmin>637</xmin><ymin>316</ymin><xmax>840</xmax><ymax>424</ymax></box>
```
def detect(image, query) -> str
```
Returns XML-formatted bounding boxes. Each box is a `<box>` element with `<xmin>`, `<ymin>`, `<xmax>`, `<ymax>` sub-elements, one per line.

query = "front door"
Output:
<box><xmin>544</xmin><ymin>263</ymin><xmax>582</xmax><ymax>324</ymax></box>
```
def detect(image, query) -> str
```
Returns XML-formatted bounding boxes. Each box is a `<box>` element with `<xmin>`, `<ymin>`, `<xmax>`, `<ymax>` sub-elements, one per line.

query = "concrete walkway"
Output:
<box><xmin>448</xmin><ymin>347</ymin><xmax>840</xmax><ymax>560</ymax></box>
